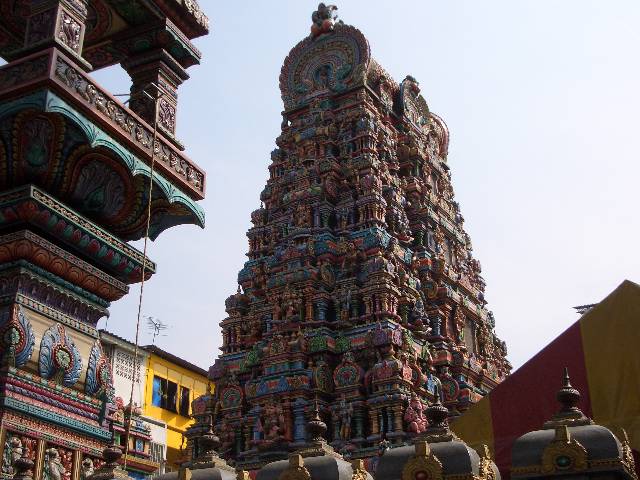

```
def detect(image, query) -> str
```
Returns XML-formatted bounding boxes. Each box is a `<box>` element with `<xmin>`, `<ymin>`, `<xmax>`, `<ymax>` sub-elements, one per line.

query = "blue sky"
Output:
<box><xmin>94</xmin><ymin>1</ymin><xmax>640</xmax><ymax>372</ymax></box>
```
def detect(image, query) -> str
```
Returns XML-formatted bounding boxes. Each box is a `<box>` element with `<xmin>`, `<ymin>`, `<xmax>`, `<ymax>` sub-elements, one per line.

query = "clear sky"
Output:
<box><xmin>93</xmin><ymin>1</ymin><xmax>640</xmax><ymax>372</ymax></box>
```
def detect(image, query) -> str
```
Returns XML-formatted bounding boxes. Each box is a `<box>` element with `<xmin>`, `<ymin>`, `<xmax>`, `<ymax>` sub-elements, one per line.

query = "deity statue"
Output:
<box><xmin>80</xmin><ymin>458</ymin><xmax>94</xmax><ymax>480</ymax></box>
<box><xmin>333</xmin><ymin>395</ymin><xmax>353</xmax><ymax>441</ymax></box>
<box><xmin>2</xmin><ymin>437</ymin><xmax>23</xmax><ymax>475</ymax></box>
<box><xmin>404</xmin><ymin>393</ymin><xmax>427</xmax><ymax>434</ymax></box>
<box><xmin>454</xmin><ymin>308</ymin><xmax>466</xmax><ymax>345</ymax></box>
<box><xmin>257</xmin><ymin>400</ymin><xmax>286</xmax><ymax>444</ymax></box>
<box><xmin>44</xmin><ymin>448</ymin><xmax>66</xmax><ymax>480</ymax></box>
<box><xmin>476</xmin><ymin>321</ymin><xmax>492</xmax><ymax>357</ymax></box>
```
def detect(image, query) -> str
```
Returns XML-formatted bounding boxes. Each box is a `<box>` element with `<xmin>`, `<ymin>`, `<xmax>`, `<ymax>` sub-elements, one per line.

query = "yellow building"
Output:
<box><xmin>142</xmin><ymin>345</ymin><xmax>209</xmax><ymax>471</ymax></box>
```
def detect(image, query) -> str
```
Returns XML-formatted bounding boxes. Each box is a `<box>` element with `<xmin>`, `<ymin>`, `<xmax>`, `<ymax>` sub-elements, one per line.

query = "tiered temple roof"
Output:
<box><xmin>197</xmin><ymin>2</ymin><xmax>509</xmax><ymax>470</ymax></box>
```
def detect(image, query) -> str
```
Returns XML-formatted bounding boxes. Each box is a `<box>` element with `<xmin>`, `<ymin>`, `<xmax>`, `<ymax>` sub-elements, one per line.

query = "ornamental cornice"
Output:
<box><xmin>2</xmin><ymin>396</ymin><xmax>111</xmax><ymax>440</ymax></box>
<box><xmin>5</xmin><ymin>385</ymin><xmax>99</xmax><ymax>424</ymax></box>
<box><xmin>0</xmin><ymin>186</ymin><xmax>155</xmax><ymax>285</ymax></box>
<box><xmin>120</xmin><ymin>454</ymin><xmax>161</xmax><ymax>473</ymax></box>
<box><xmin>0</xmin><ymin>260</ymin><xmax>110</xmax><ymax>308</ymax></box>
<box><xmin>2</xmin><ymin>410</ymin><xmax>104</xmax><ymax>456</ymax></box>
<box><xmin>0</xmin><ymin>48</ymin><xmax>206</xmax><ymax>201</ymax></box>
<box><xmin>7</xmin><ymin>293</ymin><xmax>99</xmax><ymax>337</ymax></box>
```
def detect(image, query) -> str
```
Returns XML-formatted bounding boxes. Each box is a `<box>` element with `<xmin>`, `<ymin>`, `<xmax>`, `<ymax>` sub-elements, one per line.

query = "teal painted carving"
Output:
<box><xmin>0</xmin><ymin>90</ymin><xmax>205</xmax><ymax>240</ymax></box>
<box><xmin>3</xmin><ymin>398</ymin><xmax>111</xmax><ymax>440</ymax></box>
<box><xmin>0</xmin><ymin>306</ymin><xmax>35</xmax><ymax>368</ymax></box>
<box><xmin>39</xmin><ymin>323</ymin><xmax>82</xmax><ymax>387</ymax></box>
<box><xmin>85</xmin><ymin>340</ymin><xmax>114</xmax><ymax>401</ymax></box>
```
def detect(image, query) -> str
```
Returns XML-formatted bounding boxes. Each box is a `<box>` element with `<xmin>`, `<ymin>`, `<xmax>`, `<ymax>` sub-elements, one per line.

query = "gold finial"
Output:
<box><xmin>555</xmin><ymin>425</ymin><xmax>571</xmax><ymax>442</ymax></box>
<box><xmin>289</xmin><ymin>454</ymin><xmax>304</xmax><ymax>468</ymax></box>
<box><xmin>178</xmin><ymin>467</ymin><xmax>192</xmax><ymax>480</ymax></box>
<box><xmin>237</xmin><ymin>470</ymin><xmax>251</xmax><ymax>480</ymax></box>
<box><xmin>351</xmin><ymin>459</ymin><xmax>369</xmax><ymax>480</ymax></box>
<box><xmin>415</xmin><ymin>441</ymin><xmax>431</xmax><ymax>457</ymax></box>
<box><xmin>478</xmin><ymin>444</ymin><xmax>492</xmax><ymax>459</ymax></box>
<box><xmin>402</xmin><ymin>441</ymin><xmax>443</xmax><ymax>480</ymax></box>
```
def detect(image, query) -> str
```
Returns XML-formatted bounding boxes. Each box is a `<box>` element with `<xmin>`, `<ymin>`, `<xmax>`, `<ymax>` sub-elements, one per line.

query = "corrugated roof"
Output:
<box><xmin>142</xmin><ymin>344</ymin><xmax>209</xmax><ymax>378</ymax></box>
<box><xmin>99</xmin><ymin>330</ymin><xmax>208</xmax><ymax>377</ymax></box>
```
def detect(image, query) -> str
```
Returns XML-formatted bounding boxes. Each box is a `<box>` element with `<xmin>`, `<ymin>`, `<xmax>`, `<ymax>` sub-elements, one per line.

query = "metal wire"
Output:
<box><xmin>122</xmin><ymin>83</ymin><xmax>162</xmax><ymax>469</ymax></box>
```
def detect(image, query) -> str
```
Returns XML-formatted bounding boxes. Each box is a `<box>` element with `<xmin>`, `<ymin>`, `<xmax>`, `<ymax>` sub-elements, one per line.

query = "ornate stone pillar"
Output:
<box><xmin>316</xmin><ymin>299</ymin><xmax>328</xmax><ymax>321</ymax></box>
<box><xmin>353</xmin><ymin>405</ymin><xmax>364</xmax><ymax>441</ymax></box>
<box><xmin>305</xmin><ymin>298</ymin><xmax>314</xmax><ymax>322</ymax></box>
<box><xmin>122</xmin><ymin>51</ymin><xmax>188</xmax><ymax>140</ymax></box>
<box><xmin>332</xmin><ymin>414</ymin><xmax>340</xmax><ymax>442</ymax></box>
<box><xmin>386</xmin><ymin>408</ymin><xmax>394</xmax><ymax>433</ymax></box>
<box><xmin>284</xmin><ymin>403</ymin><xmax>294</xmax><ymax>442</ymax></box>
<box><xmin>430</xmin><ymin>314</ymin><xmax>441</xmax><ymax>336</ymax></box>
<box><xmin>24</xmin><ymin>0</ymin><xmax>90</xmax><ymax>69</ymax></box>
<box><xmin>292</xmin><ymin>399</ymin><xmax>306</xmax><ymax>443</ymax></box>
<box><xmin>393</xmin><ymin>405</ymin><xmax>403</xmax><ymax>433</ymax></box>
<box><xmin>234</xmin><ymin>426</ymin><xmax>242</xmax><ymax>455</ymax></box>
<box><xmin>369</xmin><ymin>408</ymin><xmax>379</xmax><ymax>436</ymax></box>
<box><xmin>72</xmin><ymin>449</ymin><xmax>81</xmax><ymax>480</ymax></box>
<box><xmin>34</xmin><ymin>439</ymin><xmax>45</xmax><ymax>480</ymax></box>
<box><xmin>0</xmin><ymin>427</ymin><xmax>6</xmax><ymax>466</ymax></box>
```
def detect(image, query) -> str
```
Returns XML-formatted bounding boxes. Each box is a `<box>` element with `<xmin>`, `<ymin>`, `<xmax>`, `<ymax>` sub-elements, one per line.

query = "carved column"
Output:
<box><xmin>0</xmin><ymin>427</ymin><xmax>6</xmax><ymax>468</ymax></box>
<box><xmin>242</xmin><ymin>424</ymin><xmax>251</xmax><ymax>452</ymax></box>
<box><xmin>386</xmin><ymin>407</ymin><xmax>394</xmax><ymax>433</ymax></box>
<box><xmin>72</xmin><ymin>449</ymin><xmax>81</xmax><ymax>480</ymax></box>
<box><xmin>315</xmin><ymin>299</ymin><xmax>328</xmax><ymax>321</ymax></box>
<box><xmin>331</xmin><ymin>410</ymin><xmax>340</xmax><ymax>442</ymax></box>
<box><xmin>34</xmin><ymin>439</ymin><xmax>45</xmax><ymax>480</ymax></box>
<box><xmin>284</xmin><ymin>402</ymin><xmax>294</xmax><ymax>442</ymax></box>
<box><xmin>24</xmin><ymin>0</ymin><xmax>90</xmax><ymax>68</ymax></box>
<box><xmin>353</xmin><ymin>404</ymin><xmax>364</xmax><ymax>441</ymax></box>
<box><xmin>369</xmin><ymin>408</ymin><xmax>379</xmax><ymax>436</ymax></box>
<box><xmin>122</xmin><ymin>51</ymin><xmax>188</xmax><ymax>140</ymax></box>
<box><xmin>305</xmin><ymin>299</ymin><xmax>314</xmax><ymax>322</ymax></box>
<box><xmin>393</xmin><ymin>405</ymin><xmax>403</xmax><ymax>432</ymax></box>
<box><xmin>292</xmin><ymin>399</ymin><xmax>306</xmax><ymax>443</ymax></box>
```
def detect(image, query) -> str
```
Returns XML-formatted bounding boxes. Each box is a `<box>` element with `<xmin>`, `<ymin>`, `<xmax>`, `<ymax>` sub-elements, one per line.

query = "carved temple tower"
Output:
<box><xmin>0</xmin><ymin>0</ymin><xmax>207</xmax><ymax>478</ymax></box>
<box><xmin>199</xmin><ymin>2</ymin><xmax>510</xmax><ymax>471</ymax></box>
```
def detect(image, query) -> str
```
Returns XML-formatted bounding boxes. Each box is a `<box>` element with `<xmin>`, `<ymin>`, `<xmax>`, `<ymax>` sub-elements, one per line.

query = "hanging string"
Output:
<box><xmin>122</xmin><ymin>84</ymin><xmax>161</xmax><ymax>469</ymax></box>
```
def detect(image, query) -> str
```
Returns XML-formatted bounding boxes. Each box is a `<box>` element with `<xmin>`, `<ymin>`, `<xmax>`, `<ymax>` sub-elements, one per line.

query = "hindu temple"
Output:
<box><xmin>0</xmin><ymin>0</ymin><xmax>208</xmax><ymax>479</ymax></box>
<box><xmin>200</xmin><ymin>3</ymin><xmax>510</xmax><ymax>471</ymax></box>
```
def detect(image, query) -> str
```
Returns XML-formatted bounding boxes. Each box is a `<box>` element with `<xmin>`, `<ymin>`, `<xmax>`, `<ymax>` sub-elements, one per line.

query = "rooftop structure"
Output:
<box><xmin>511</xmin><ymin>369</ymin><xmax>636</xmax><ymax>479</ymax></box>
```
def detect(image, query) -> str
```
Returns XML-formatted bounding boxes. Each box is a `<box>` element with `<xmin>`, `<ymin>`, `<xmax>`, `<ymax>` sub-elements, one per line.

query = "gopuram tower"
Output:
<box><xmin>0</xmin><ymin>0</ymin><xmax>207</xmax><ymax>478</ymax></box>
<box><xmin>203</xmin><ymin>3</ymin><xmax>510</xmax><ymax>469</ymax></box>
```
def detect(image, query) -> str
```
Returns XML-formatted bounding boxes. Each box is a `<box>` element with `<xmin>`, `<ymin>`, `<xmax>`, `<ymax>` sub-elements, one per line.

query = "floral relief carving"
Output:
<box><xmin>58</xmin><ymin>11</ymin><xmax>82</xmax><ymax>52</ymax></box>
<box><xmin>158</xmin><ymin>98</ymin><xmax>177</xmax><ymax>133</ymax></box>
<box><xmin>53</xmin><ymin>56</ymin><xmax>204</xmax><ymax>193</ymax></box>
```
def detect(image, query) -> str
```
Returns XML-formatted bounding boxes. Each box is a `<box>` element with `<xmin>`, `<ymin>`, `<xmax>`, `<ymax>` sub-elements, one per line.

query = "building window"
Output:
<box><xmin>150</xmin><ymin>442</ymin><xmax>165</xmax><ymax>473</ymax></box>
<box><xmin>152</xmin><ymin>376</ymin><xmax>178</xmax><ymax>412</ymax></box>
<box><xmin>179</xmin><ymin>386</ymin><xmax>190</xmax><ymax>417</ymax></box>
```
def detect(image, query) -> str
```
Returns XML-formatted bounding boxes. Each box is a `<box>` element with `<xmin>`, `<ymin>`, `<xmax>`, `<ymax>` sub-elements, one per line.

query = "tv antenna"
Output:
<box><xmin>145</xmin><ymin>316</ymin><xmax>169</xmax><ymax>345</ymax></box>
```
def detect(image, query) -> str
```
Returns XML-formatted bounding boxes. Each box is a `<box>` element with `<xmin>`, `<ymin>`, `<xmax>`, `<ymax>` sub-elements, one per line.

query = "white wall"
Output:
<box><xmin>108</xmin><ymin>343</ymin><xmax>148</xmax><ymax>408</ymax></box>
